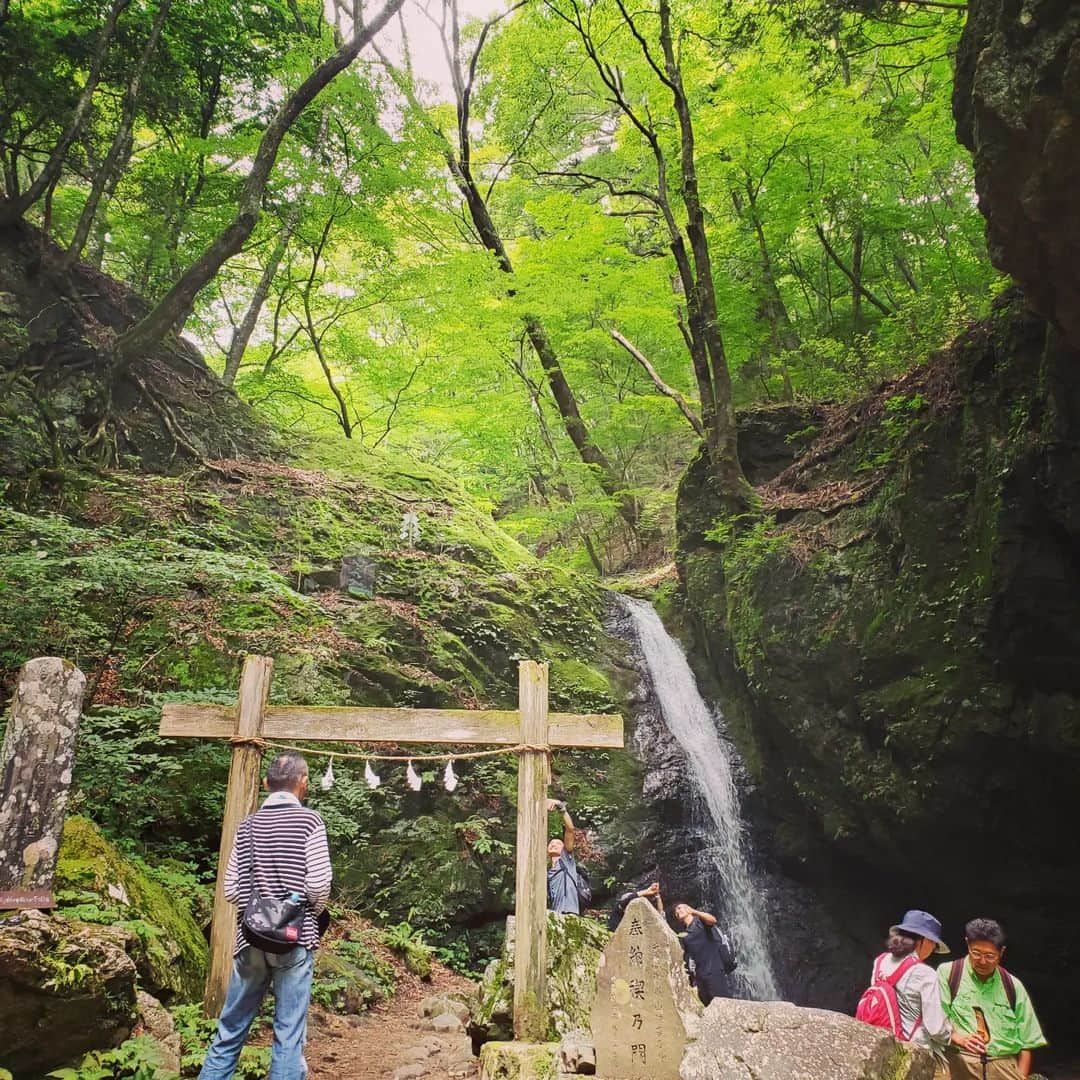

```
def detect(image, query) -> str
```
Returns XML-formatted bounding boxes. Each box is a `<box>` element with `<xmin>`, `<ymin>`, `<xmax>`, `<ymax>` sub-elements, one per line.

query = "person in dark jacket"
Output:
<box><xmin>674</xmin><ymin>902</ymin><xmax>736</xmax><ymax>1005</ymax></box>
<box><xmin>608</xmin><ymin>881</ymin><xmax>663</xmax><ymax>931</ymax></box>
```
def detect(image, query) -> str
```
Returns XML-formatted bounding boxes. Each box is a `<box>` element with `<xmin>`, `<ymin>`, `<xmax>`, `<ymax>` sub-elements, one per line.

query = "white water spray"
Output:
<box><xmin>621</xmin><ymin>595</ymin><xmax>779</xmax><ymax>1000</ymax></box>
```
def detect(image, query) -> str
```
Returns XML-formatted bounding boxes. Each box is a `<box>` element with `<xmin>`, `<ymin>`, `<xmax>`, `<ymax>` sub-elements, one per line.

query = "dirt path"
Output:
<box><xmin>305</xmin><ymin>964</ymin><xmax>480</xmax><ymax>1080</ymax></box>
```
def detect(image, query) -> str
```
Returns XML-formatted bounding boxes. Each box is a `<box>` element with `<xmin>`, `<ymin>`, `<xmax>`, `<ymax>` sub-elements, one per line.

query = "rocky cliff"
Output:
<box><xmin>678</xmin><ymin>293</ymin><xmax>1080</xmax><ymax>1027</ymax></box>
<box><xmin>673</xmin><ymin>3</ymin><xmax>1080</xmax><ymax>1039</ymax></box>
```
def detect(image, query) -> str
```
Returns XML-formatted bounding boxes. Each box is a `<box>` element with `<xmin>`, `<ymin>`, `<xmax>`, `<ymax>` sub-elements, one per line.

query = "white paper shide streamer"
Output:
<box><xmin>364</xmin><ymin>761</ymin><xmax>381</xmax><ymax>789</ymax></box>
<box><xmin>319</xmin><ymin>756</ymin><xmax>335</xmax><ymax>791</ymax></box>
<box><xmin>406</xmin><ymin>759</ymin><xmax>422</xmax><ymax>791</ymax></box>
<box><xmin>443</xmin><ymin>760</ymin><xmax>458</xmax><ymax>792</ymax></box>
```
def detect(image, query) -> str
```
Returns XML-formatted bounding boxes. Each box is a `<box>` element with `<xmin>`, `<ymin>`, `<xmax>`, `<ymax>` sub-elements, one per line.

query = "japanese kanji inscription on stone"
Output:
<box><xmin>591</xmin><ymin>898</ymin><xmax>703</xmax><ymax>1079</ymax></box>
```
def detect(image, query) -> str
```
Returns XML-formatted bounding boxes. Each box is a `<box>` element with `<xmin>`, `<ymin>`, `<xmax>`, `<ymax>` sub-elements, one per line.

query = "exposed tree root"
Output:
<box><xmin>130</xmin><ymin>371</ymin><xmax>205</xmax><ymax>464</ymax></box>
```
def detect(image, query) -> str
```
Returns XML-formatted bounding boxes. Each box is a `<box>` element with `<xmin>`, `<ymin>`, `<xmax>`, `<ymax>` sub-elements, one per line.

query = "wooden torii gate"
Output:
<box><xmin>160</xmin><ymin>655</ymin><xmax>623</xmax><ymax>1038</ymax></box>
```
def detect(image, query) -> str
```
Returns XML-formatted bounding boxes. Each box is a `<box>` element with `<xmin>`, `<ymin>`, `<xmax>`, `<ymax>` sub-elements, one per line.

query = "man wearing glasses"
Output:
<box><xmin>939</xmin><ymin>918</ymin><xmax>1046</xmax><ymax>1079</ymax></box>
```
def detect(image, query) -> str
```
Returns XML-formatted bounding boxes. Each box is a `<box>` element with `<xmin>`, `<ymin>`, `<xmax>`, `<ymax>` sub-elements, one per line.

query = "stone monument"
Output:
<box><xmin>0</xmin><ymin>657</ymin><xmax>86</xmax><ymax>907</ymax></box>
<box><xmin>591</xmin><ymin>898</ymin><xmax>702</xmax><ymax>1079</ymax></box>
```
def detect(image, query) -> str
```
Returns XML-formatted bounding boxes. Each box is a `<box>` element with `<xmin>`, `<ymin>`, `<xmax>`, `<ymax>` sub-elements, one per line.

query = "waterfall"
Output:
<box><xmin>620</xmin><ymin>594</ymin><xmax>780</xmax><ymax>1000</ymax></box>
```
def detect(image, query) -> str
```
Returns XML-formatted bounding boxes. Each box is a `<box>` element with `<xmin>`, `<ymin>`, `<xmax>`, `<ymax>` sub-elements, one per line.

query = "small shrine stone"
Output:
<box><xmin>591</xmin><ymin>898</ymin><xmax>702</xmax><ymax>1080</ymax></box>
<box><xmin>340</xmin><ymin>552</ymin><xmax>379</xmax><ymax>598</ymax></box>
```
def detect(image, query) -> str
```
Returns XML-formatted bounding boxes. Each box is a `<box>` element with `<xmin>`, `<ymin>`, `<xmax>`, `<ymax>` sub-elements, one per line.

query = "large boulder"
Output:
<box><xmin>954</xmin><ymin>0</ymin><xmax>1080</xmax><ymax>350</ymax></box>
<box><xmin>55</xmin><ymin>815</ymin><xmax>208</xmax><ymax>1001</ymax></box>
<box><xmin>679</xmin><ymin>999</ymin><xmax>935</xmax><ymax>1080</ymax></box>
<box><xmin>471</xmin><ymin>914</ymin><xmax>611</xmax><ymax>1045</ymax></box>
<box><xmin>0</xmin><ymin>909</ymin><xmax>138</xmax><ymax>1076</ymax></box>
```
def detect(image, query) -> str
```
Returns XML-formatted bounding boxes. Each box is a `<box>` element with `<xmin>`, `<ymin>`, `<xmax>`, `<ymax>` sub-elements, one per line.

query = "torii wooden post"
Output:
<box><xmin>160</xmin><ymin>656</ymin><xmax>623</xmax><ymax>1036</ymax></box>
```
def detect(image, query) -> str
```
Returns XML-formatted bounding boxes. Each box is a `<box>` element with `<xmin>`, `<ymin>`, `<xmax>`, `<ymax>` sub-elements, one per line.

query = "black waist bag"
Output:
<box><xmin>239</xmin><ymin>823</ymin><xmax>306</xmax><ymax>954</ymax></box>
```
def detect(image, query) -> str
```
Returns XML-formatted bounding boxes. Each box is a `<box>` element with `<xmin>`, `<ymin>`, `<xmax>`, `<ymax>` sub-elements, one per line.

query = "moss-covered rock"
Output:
<box><xmin>0</xmin><ymin>437</ymin><xmax>639</xmax><ymax>976</ymax></box>
<box><xmin>479</xmin><ymin>1042</ymin><xmax>559</xmax><ymax>1080</ymax></box>
<box><xmin>313</xmin><ymin>940</ymin><xmax>394</xmax><ymax>1013</ymax></box>
<box><xmin>471</xmin><ymin>914</ymin><xmax>611</xmax><ymax>1045</ymax></box>
<box><xmin>55</xmin><ymin>816</ymin><xmax>208</xmax><ymax>1001</ymax></box>
<box><xmin>0</xmin><ymin>909</ymin><xmax>138</xmax><ymax>1076</ymax></box>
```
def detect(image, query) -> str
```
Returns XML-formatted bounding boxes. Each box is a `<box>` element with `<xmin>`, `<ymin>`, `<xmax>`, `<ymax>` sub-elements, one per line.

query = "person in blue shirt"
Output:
<box><xmin>546</xmin><ymin>799</ymin><xmax>584</xmax><ymax>914</ymax></box>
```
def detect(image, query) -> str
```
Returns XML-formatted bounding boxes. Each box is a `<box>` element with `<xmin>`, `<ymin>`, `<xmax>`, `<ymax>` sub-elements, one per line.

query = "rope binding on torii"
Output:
<box><xmin>226</xmin><ymin>734</ymin><xmax>553</xmax><ymax>791</ymax></box>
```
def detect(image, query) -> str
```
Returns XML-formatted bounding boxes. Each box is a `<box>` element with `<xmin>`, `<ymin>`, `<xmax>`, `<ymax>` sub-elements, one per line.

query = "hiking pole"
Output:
<box><xmin>972</xmin><ymin>1007</ymin><xmax>990</xmax><ymax>1080</ymax></box>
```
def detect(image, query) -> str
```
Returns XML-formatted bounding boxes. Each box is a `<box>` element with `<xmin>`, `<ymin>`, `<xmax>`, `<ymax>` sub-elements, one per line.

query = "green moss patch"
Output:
<box><xmin>55</xmin><ymin>816</ymin><xmax>208</xmax><ymax>1001</ymax></box>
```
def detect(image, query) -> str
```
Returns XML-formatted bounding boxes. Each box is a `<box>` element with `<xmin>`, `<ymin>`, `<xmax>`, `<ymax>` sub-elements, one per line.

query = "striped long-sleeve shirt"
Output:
<box><xmin>223</xmin><ymin>791</ymin><xmax>332</xmax><ymax>954</ymax></box>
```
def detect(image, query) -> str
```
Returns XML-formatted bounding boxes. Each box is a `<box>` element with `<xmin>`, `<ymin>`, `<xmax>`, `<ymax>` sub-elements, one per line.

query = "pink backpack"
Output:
<box><xmin>855</xmin><ymin>953</ymin><xmax>922</xmax><ymax>1040</ymax></box>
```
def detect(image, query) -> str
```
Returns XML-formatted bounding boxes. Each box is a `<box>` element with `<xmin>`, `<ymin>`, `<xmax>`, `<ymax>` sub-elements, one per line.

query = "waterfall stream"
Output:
<box><xmin>620</xmin><ymin>594</ymin><xmax>780</xmax><ymax>1000</ymax></box>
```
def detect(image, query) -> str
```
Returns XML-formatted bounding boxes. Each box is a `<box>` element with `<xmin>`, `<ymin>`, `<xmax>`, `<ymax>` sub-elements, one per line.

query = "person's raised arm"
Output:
<box><xmin>545</xmin><ymin>799</ymin><xmax>577</xmax><ymax>853</ymax></box>
<box><xmin>561</xmin><ymin>805</ymin><xmax>576</xmax><ymax>852</ymax></box>
<box><xmin>638</xmin><ymin>882</ymin><xmax>663</xmax><ymax>913</ymax></box>
<box><xmin>691</xmin><ymin>908</ymin><xmax>717</xmax><ymax>927</ymax></box>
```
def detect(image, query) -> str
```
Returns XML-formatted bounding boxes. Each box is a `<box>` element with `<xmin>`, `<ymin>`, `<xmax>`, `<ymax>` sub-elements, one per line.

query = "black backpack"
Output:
<box><xmin>575</xmin><ymin>862</ymin><xmax>593</xmax><ymax>905</ymax></box>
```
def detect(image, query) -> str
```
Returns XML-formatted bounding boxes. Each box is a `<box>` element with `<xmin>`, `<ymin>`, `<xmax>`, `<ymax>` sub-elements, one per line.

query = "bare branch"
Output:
<box><xmin>610</xmin><ymin>327</ymin><xmax>703</xmax><ymax>437</ymax></box>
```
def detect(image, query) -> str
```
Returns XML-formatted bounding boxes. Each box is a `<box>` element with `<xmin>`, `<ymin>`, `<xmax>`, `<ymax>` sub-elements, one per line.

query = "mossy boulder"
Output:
<box><xmin>471</xmin><ymin>914</ymin><xmax>611</xmax><ymax>1045</ymax></box>
<box><xmin>0</xmin><ymin>909</ymin><xmax>138</xmax><ymax>1076</ymax></box>
<box><xmin>313</xmin><ymin>942</ymin><xmax>393</xmax><ymax>1013</ymax></box>
<box><xmin>55</xmin><ymin>815</ymin><xmax>208</xmax><ymax>1001</ymax></box>
<box><xmin>478</xmin><ymin>1042</ymin><xmax>559</xmax><ymax>1080</ymax></box>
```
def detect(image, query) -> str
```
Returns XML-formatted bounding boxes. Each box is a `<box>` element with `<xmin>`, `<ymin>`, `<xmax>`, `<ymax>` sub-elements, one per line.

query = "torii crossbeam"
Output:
<box><xmin>159</xmin><ymin>656</ymin><xmax>623</xmax><ymax>1039</ymax></box>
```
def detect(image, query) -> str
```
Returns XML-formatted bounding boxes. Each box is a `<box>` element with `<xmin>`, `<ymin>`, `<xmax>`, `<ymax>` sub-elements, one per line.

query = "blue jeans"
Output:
<box><xmin>198</xmin><ymin>946</ymin><xmax>314</xmax><ymax>1080</ymax></box>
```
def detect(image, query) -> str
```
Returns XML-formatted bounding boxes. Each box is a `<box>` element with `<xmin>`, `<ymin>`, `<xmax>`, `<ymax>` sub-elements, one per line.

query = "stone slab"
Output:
<box><xmin>591</xmin><ymin>898</ymin><xmax>702</xmax><ymax>1080</ymax></box>
<box><xmin>479</xmin><ymin>1041</ymin><xmax>559</xmax><ymax>1080</ymax></box>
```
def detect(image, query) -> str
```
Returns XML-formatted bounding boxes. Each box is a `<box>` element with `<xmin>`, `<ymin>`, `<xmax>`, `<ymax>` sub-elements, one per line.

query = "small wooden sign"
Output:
<box><xmin>0</xmin><ymin>889</ymin><xmax>56</xmax><ymax>910</ymax></box>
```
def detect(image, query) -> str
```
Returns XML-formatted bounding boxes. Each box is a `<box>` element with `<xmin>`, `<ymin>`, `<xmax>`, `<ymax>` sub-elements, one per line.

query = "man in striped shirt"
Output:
<box><xmin>199</xmin><ymin>751</ymin><xmax>332</xmax><ymax>1080</ymax></box>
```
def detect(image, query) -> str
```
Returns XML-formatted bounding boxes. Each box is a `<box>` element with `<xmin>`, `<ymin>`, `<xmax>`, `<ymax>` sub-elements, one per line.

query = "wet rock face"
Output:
<box><xmin>954</xmin><ymin>0</ymin><xmax>1080</xmax><ymax>349</ymax></box>
<box><xmin>735</xmin><ymin>403</ymin><xmax>826</xmax><ymax>485</ymax></box>
<box><xmin>676</xmin><ymin>296</ymin><xmax>1080</xmax><ymax>1035</ymax></box>
<box><xmin>603</xmin><ymin>595</ymin><xmax>869</xmax><ymax>1013</ymax></box>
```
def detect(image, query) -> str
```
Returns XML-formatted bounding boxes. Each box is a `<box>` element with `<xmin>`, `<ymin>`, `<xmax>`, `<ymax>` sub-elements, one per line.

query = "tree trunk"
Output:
<box><xmin>222</xmin><ymin>219</ymin><xmax>294</xmax><ymax>386</ymax></box>
<box><xmin>851</xmin><ymin>222</ymin><xmax>865</xmax><ymax>335</ymax></box>
<box><xmin>743</xmin><ymin>189</ymin><xmax>798</xmax><ymax>401</ymax></box>
<box><xmin>111</xmin><ymin>0</ymin><xmax>406</xmax><ymax>371</ymax></box>
<box><xmin>440</xmin><ymin>93</ymin><xmax>637</xmax><ymax>526</ymax></box>
<box><xmin>522</xmin><ymin>316</ymin><xmax>636</xmax><ymax>525</ymax></box>
<box><xmin>658</xmin><ymin>0</ymin><xmax>748</xmax><ymax>500</ymax></box>
<box><xmin>0</xmin><ymin>658</ymin><xmax>87</xmax><ymax>893</ymax></box>
<box><xmin>65</xmin><ymin>0</ymin><xmax>173</xmax><ymax>268</ymax></box>
<box><xmin>0</xmin><ymin>0</ymin><xmax>131</xmax><ymax>226</ymax></box>
<box><xmin>814</xmin><ymin>223</ymin><xmax>893</xmax><ymax>316</ymax></box>
<box><xmin>85</xmin><ymin>128</ymin><xmax>132</xmax><ymax>269</ymax></box>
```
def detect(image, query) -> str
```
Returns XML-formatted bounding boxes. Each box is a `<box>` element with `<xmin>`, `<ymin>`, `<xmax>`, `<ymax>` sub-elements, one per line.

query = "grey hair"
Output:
<box><xmin>266</xmin><ymin>751</ymin><xmax>309</xmax><ymax>792</ymax></box>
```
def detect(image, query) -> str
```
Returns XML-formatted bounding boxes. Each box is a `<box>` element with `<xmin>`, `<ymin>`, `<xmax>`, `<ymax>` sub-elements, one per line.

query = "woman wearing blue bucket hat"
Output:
<box><xmin>856</xmin><ymin>909</ymin><xmax>953</xmax><ymax>1074</ymax></box>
